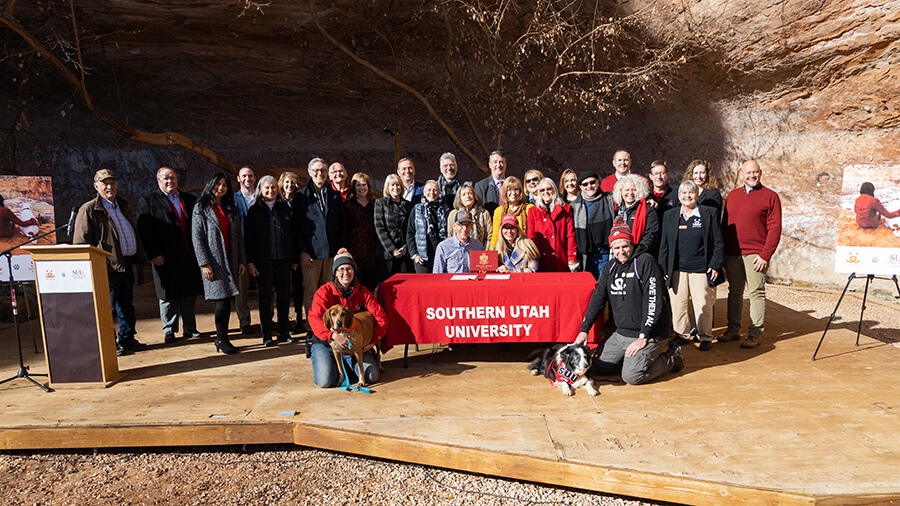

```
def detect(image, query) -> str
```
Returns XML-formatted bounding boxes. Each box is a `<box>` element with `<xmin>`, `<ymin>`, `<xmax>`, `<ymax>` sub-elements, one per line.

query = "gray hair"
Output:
<box><xmin>423</xmin><ymin>180</ymin><xmax>440</xmax><ymax>201</ymax></box>
<box><xmin>383</xmin><ymin>174</ymin><xmax>402</xmax><ymax>195</ymax></box>
<box><xmin>440</xmin><ymin>152</ymin><xmax>456</xmax><ymax>163</ymax></box>
<box><xmin>307</xmin><ymin>157</ymin><xmax>326</xmax><ymax>171</ymax></box>
<box><xmin>678</xmin><ymin>180</ymin><xmax>699</xmax><ymax>195</ymax></box>
<box><xmin>255</xmin><ymin>175</ymin><xmax>278</xmax><ymax>201</ymax></box>
<box><xmin>612</xmin><ymin>174</ymin><xmax>650</xmax><ymax>206</ymax></box>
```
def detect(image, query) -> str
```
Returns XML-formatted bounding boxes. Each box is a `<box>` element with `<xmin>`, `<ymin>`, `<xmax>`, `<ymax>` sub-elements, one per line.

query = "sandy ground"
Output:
<box><xmin>0</xmin><ymin>223</ymin><xmax>57</xmax><ymax>255</ymax></box>
<box><xmin>837</xmin><ymin>209</ymin><xmax>900</xmax><ymax>247</ymax></box>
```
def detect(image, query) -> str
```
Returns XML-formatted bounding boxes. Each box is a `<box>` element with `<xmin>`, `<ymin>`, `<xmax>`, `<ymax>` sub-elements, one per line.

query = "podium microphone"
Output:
<box><xmin>65</xmin><ymin>207</ymin><xmax>77</xmax><ymax>237</ymax></box>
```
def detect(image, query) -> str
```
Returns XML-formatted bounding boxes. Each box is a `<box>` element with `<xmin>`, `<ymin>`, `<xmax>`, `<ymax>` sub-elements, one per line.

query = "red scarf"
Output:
<box><xmin>614</xmin><ymin>199</ymin><xmax>647</xmax><ymax>246</ymax></box>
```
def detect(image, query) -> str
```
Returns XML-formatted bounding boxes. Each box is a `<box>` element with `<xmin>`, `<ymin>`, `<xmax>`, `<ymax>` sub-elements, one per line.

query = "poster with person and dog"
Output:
<box><xmin>0</xmin><ymin>176</ymin><xmax>56</xmax><ymax>281</ymax></box>
<box><xmin>835</xmin><ymin>164</ymin><xmax>900</xmax><ymax>275</ymax></box>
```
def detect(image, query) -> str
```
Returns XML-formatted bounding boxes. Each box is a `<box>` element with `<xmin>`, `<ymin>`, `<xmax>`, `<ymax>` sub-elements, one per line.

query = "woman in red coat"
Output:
<box><xmin>527</xmin><ymin>178</ymin><xmax>578</xmax><ymax>272</ymax></box>
<box><xmin>308</xmin><ymin>249</ymin><xmax>388</xmax><ymax>388</ymax></box>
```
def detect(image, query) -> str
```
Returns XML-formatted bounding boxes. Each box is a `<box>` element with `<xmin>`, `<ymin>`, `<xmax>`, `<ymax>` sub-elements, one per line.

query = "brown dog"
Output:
<box><xmin>322</xmin><ymin>304</ymin><xmax>376</xmax><ymax>387</ymax></box>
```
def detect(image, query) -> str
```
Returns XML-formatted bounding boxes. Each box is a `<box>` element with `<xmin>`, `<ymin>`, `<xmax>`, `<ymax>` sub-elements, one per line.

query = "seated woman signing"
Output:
<box><xmin>495</xmin><ymin>214</ymin><xmax>539</xmax><ymax>273</ymax></box>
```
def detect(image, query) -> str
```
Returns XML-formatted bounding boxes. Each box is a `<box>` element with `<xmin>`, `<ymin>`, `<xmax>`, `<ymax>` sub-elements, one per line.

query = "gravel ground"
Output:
<box><xmin>0</xmin><ymin>445</ymin><xmax>668</xmax><ymax>506</ymax></box>
<box><xmin>766</xmin><ymin>283</ymin><xmax>900</xmax><ymax>344</ymax></box>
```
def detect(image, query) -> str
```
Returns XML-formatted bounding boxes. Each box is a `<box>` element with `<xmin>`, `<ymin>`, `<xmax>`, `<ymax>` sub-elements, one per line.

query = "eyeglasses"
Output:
<box><xmin>525</xmin><ymin>177</ymin><xmax>539</xmax><ymax>184</ymax></box>
<box><xmin>335</xmin><ymin>266</ymin><xmax>354</xmax><ymax>274</ymax></box>
<box><xmin>538</xmin><ymin>188</ymin><xmax>555</xmax><ymax>194</ymax></box>
<box><xmin>507</xmin><ymin>188</ymin><xmax>522</xmax><ymax>194</ymax></box>
<box><xmin>580</xmin><ymin>180</ymin><xmax>598</xmax><ymax>187</ymax></box>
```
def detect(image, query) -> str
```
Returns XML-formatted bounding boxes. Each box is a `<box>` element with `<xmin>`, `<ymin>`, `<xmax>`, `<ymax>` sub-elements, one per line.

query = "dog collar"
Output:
<box><xmin>547</xmin><ymin>362</ymin><xmax>579</xmax><ymax>385</ymax></box>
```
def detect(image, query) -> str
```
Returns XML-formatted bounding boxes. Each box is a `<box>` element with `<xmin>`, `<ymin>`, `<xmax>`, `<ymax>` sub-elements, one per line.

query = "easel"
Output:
<box><xmin>811</xmin><ymin>272</ymin><xmax>900</xmax><ymax>361</ymax></box>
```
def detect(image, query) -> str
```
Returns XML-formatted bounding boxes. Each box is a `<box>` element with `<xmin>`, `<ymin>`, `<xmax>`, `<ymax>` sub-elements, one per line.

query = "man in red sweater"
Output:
<box><xmin>600</xmin><ymin>150</ymin><xmax>632</xmax><ymax>193</ymax></box>
<box><xmin>720</xmin><ymin>160</ymin><xmax>782</xmax><ymax>348</ymax></box>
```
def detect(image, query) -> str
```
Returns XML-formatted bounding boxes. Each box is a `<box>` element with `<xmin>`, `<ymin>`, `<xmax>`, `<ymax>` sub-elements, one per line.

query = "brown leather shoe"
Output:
<box><xmin>717</xmin><ymin>330</ymin><xmax>741</xmax><ymax>342</ymax></box>
<box><xmin>740</xmin><ymin>335</ymin><xmax>761</xmax><ymax>348</ymax></box>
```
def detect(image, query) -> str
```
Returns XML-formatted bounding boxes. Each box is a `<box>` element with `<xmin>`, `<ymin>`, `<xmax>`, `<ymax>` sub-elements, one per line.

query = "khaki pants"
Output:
<box><xmin>725</xmin><ymin>254</ymin><xmax>766</xmax><ymax>338</ymax></box>
<box><xmin>302</xmin><ymin>258</ymin><xmax>333</xmax><ymax>321</ymax></box>
<box><xmin>668</xmin><ymin>271</ymin><xmax>715</xmax><ymax>342</ymax></box>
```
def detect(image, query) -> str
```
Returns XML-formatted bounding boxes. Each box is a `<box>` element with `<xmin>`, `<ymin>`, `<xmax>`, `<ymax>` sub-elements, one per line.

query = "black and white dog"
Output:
<box><xmin>527</xmin><ymin>344</ymin><xmax>599</xmax><ymax>397</ymax></box>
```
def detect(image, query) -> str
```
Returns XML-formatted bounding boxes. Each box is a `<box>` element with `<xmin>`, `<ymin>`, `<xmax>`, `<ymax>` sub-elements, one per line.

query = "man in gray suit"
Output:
<box><xmin>233</xmin><ymin>166</ymin><xmax>256</xmax><ymax>335</ymax></box>
<box><xmin>473</xmin><ymin>150</ymin><xmax>507</xmax><ymax>215</ymax></box>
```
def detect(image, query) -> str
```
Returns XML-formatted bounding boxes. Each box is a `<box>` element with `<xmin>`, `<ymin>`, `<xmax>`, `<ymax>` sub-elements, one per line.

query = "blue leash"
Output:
<box><xmin>337</xmin><ymin>341</ymin><xmax>373</xmax><ymax>394</ymax></box>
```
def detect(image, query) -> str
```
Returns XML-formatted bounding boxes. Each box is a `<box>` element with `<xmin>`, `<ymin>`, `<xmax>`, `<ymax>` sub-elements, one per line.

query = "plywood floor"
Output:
<box><xmin>1</xmin><ymin>280</ymin><xmax>899</xmax><ymax>505</ymax></box>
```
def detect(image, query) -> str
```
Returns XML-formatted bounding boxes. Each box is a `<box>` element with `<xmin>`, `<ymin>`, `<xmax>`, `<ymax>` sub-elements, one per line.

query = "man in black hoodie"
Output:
<box><xmin>574</xmin><ymin>221</ymin><xmax>683</xmax><ymax>385</ymax></box>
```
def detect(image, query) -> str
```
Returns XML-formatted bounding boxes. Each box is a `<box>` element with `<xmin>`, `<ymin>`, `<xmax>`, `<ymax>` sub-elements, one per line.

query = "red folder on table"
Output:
<box><xmin>470</xmin><ymin>250</ymin><xmax>498</xmax><ymax>272</ymax></box>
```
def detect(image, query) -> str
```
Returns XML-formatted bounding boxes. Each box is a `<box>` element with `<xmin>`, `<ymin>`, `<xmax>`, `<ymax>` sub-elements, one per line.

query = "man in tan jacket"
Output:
<box><xmin>73</xmin><ymin>169</ymin><xmax>147</xmax><ymax>355</ymax></box>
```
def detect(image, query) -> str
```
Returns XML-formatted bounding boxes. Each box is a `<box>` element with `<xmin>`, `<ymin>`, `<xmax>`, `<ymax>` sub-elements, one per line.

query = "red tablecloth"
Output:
<box><xmin>377</xmin><ymin>272</ymin><xmax>603</xmax><ymax>352</ymax></box>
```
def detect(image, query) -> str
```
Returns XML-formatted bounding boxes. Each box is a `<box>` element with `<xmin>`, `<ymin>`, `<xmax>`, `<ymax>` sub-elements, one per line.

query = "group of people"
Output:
<box><xmin>71</xmin><ymin>148</ymin><xmax>782</xmax><ymax>389</ymax></box>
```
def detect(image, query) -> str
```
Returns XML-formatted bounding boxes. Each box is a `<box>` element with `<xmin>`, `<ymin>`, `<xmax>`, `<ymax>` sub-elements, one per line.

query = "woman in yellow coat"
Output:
<box><xmin>489</xmin><ymin>176</ymin><xmax>533</xmax><ymax>249</ymax></box>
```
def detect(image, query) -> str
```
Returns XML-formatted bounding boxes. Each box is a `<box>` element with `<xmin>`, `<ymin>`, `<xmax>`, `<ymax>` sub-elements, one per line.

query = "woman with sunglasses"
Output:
<box><xmin>523</xmin><ymin>169</ymin><xmax>544</xmax><ymax>204</ymax></box>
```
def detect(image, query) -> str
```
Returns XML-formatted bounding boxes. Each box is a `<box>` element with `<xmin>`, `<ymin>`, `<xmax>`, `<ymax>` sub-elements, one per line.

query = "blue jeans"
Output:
<box><xmin>585</xmin><ymin>251</ymin><xmax>611</xmax><ymax>279</ymax></box>
<box><xmin>108</xmin><ymin>262</ymin><xmax>136</xmax><ymax>345</ymax></box>
<box><xmin>310</xmin><ymin>340</ymin><xmax>380</xmax><ymax>388</ymax></box>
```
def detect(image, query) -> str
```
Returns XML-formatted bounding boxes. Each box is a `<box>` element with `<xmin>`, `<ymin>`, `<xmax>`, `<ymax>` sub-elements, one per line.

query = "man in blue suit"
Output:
<box><xmin>233</xmin><ymin>166</ymin><xmax>256</xmax><ymax>334</ymax></box>
<box><xmin>398</xmin><ymin>158</ymin><xmax>425</xmax><ymax>202</ymax></box>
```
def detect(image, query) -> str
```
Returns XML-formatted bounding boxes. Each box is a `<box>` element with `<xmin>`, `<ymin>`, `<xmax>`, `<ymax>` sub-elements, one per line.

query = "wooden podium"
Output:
<box><xmin>23</xmin><ymin>245</ymin><xmax>124</xmax><ymax>388</ymax></box>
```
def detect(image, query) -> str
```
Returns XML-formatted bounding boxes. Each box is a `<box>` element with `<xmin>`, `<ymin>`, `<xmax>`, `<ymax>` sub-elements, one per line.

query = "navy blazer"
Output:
<box><xmin>658</xmin><ymin>205</ymin><xmax>724</xmax><ymax>288</ymax></box>
<box><xmin>474</xmin><ymin>176</ymin><xmax>501</xmax><ymax>215</ymax></box>
<box><xmin>296</xmin><ymin>181</ymin><xmax>348</xmax><ymax>259</ymax></box>
<box><xmin>233</xmin><ymin>190</ymin><xmax>253</xmax><ymax>232</ymax></box>
<box><xmin>404</xmin><ymin>181</ymin><xmax>425</xmax><ymax>203</ymax></box>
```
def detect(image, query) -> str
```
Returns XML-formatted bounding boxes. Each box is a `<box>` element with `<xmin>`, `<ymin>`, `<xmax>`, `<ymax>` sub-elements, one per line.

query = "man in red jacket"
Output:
<box><xmin>720</xmin><ymin>160</ymin><xmax>782</xmax><ymax>348</ymax></box>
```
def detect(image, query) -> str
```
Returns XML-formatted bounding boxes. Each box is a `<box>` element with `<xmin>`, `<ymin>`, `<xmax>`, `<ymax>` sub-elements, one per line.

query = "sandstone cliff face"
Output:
<box><xmin>1</xmin><ymin>0</ymin><xmax>898</xmax><ymax>287</ymax></box>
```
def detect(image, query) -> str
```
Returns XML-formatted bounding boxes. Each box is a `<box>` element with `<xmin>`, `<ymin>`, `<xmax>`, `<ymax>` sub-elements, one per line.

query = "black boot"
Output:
<box><xmin>215</xmin><ymin>337</ymin><xmax>239</xmax><ymax>354</ymax></box>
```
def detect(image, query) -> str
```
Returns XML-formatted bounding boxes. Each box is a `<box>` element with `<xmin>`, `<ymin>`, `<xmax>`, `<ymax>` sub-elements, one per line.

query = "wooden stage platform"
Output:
<box><xmin>1</xmin><ymin>281</ymin><xmax>899</xmax><ymax>505</ymax></box>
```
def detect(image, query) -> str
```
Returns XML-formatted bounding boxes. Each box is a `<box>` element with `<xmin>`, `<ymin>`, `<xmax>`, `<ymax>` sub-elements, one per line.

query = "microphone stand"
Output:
<box><xmin>0</xmin><ymin>222</ymin><xmax>69</xmax><ymax>393</ymax></box>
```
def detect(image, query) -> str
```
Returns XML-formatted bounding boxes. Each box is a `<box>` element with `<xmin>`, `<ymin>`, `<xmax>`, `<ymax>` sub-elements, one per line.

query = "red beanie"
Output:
<box><xmin>608</xmin><ymin>216</ymin><xmax>633</xmax><ymax>246</ymax></box>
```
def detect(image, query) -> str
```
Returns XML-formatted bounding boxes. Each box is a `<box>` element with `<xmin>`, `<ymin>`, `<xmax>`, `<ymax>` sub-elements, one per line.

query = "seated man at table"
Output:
<box><xmin>433</xmin><ymin>209</ymin><xmax>483</xmax><ymax>274</ymax></box>
<box><xmin>573</xmin><ymin>221</ymin><xmax>683</xmax><ymax>385</ymax></box>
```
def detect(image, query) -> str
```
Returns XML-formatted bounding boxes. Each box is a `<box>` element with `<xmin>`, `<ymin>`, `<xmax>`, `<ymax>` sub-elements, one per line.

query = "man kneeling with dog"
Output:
<box><xmin>309</xmin><ymin>249</ymin><xmax>388</xmax><ymax>388</ymax></box>
<box><xmin>574</xmin><ymin>219</ymin><xmax>684</xmax><ymax>385</ymax></box>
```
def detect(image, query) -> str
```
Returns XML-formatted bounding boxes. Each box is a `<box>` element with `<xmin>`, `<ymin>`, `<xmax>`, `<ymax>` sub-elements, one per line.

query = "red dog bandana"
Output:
<box><xmin>547</xmin><ymin>361</ymin><xmax>580</xmax><ymax>385</ymax></box>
